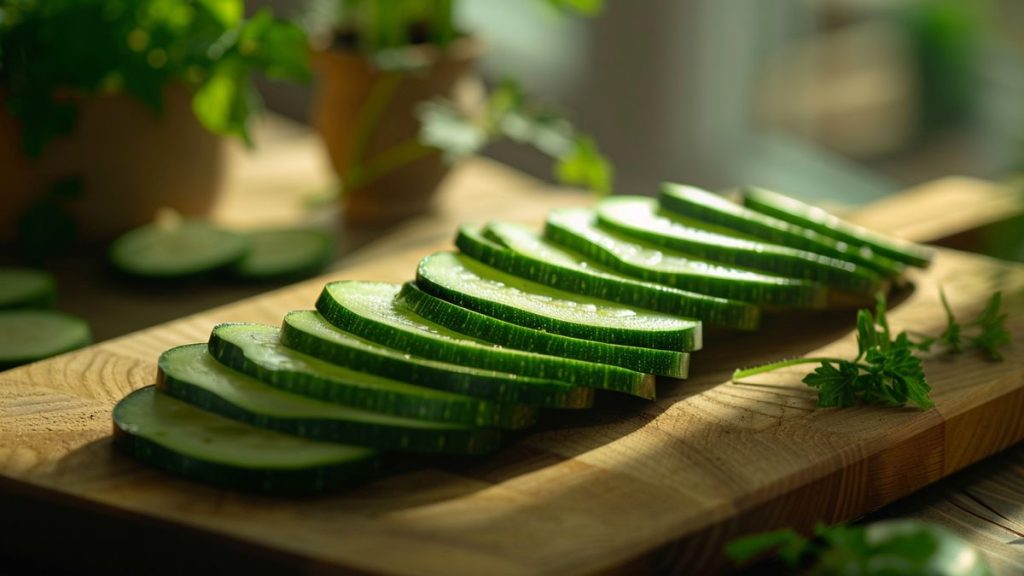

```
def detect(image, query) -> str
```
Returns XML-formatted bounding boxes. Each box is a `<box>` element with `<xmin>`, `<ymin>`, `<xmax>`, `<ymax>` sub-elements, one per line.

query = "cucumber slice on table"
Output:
<box><xmin>113</xmin><ymin>386</ymin><xmax>378</xmax><ymax>493</ymax></box>
<box><xmin>109</xmin><ymin>220</ymin><xmax>248</xmax><ymax>279</ymax></box>
<box><xmin>543</xmin><ymin>208</ymin><xmax>827</xmax><ymax>308</ymax></box>
<box><xmin>208</xmin><ymin>323</ymin><xmax>532</xmax><ymax>429</ymax></box>
<box><xmin>457</xmin><ymin>223</ymin><xmax>761</xmax><ymax>330</ymax></box>
<box><xmin>401</xmin><ymin>281</ymin><xmax>690</xmax><ymax>378</ymax></box>
<box><xmin>416</xmin><ymin>251</ymin><xmax>701</xmax><ymax>352</ymax></box>
<box><xmin>658</xmin><ymin>183</ymin><xmax>906</xmax><ymax>277</ymax></box>
<box><xmin>740</xmin><ymin>186</ymin><xmax>935</xmax><ymax>268</ymax></box>
<box><xmin>595</xmin><ymin>196</ymin><xmax>884</xmax><ymax>295</ymax></box>
<box><xmin>281</xmin><ymin>310</ymin><xmax>592</xmax><ymax>410</ymax></box>
<box><xmin>0</xmin><ymin>310</ymin><xmax>91</xmax><ymax>369</ymax></box>
<box><xmin>316</xmin><ymin>281</ymin><xmax>657</xmax><ymax>399</ymax></box>
<box><xmin>0</xmin><ymin>268</ymin><xmax>56</xmax><ymax>309</ymax></box>
<box><xmin>234</xmin><ymin>228</ymin><xmax>333</xmax><ymax>280</ymax></box>
<box><xmin>158</xmin><ymin>344</ymin><xmax>500</xmax><ymax>454</ymax></box>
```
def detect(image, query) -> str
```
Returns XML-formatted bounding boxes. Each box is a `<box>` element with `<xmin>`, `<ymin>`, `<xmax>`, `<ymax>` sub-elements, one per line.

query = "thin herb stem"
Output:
<box><xmin>732</xmin><ymin>357</ymin><xmax>847</xmax><ymax>380</ymax></box>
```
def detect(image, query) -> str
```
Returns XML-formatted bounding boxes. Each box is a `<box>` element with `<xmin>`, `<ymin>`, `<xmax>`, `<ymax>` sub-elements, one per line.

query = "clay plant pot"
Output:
<box><xmin>311</xmin><ymin>36</ymin><xmax>483</xmax><ymax>226</ymax></box>
<box><xmin>0</xmin><ymin>86</ymin><xmax>227</xmax><ymax>243</ymax></box>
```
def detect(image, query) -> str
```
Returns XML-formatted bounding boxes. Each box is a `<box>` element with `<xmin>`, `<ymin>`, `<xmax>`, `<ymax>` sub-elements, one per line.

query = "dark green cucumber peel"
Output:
<box><xmin>456</xmin><ymin>223</ymin><xmax>761</xmax><ymax>331</ymax></box>
<box><xmin>740</xmin><ymin>186</ymin><xmax>934</xmax><ymax>268</ymax></box>
<box><xmin>109</xmin><ymin>220</ymin><xmax>249</xmax><ymax>279</ymax></box>
<box><xmin>595</xmin><ymin>196</ymin><xmax>884</xmax><ymax>295</ymax></box>
<box><xmin>113</xmin><ymin>386</ymin><xmax>379</xmax><ymax>494</ymax></box>
<box><xmin>234</xmin><ymin>228</ymin><xmax>334</xmax><ymax>280</ymax></box>
<box><xmin>158</xmin><ymin>344</ymin><xmax>502</xmax><ymax>454</ymax></box>
<box><xmin>207</xmin><ymin>323</ymin><xmax>523</xmax><ymax>429</ymax></box>
<box><xmin>281</xmin><ymin>310</ymin><xmax>592</xmax><ymax>410</ymax></box>
<box><xmin>0</xmin><ymin>310</ymin><xmax>91</xmax><ymax>370</ymax></box>
<box><xmin>0</xmin><ymin>268</ymin><xmax>57</xmax><ymax>309</ymax></box>
<box><xmin>658</xmin><ymin>183</ymin><xmax>906</xmax><ymax>277</ymax></box>
<box><xmin>416</xmin><ymin>251</ymin><xmax>701</xmax><ymax>352</ymax></box>
<box><xmin>316</xmin><ymin>281</ymin><xmax>657</xmax><ymax>399</ymax></box>
<box><xmin>401</xmin><ymin>281</ymin><xmax>690</xmax><ymax>378</ymax></box>
<box><xmin>543</xmin><ymin>208</ymin><xmax>827</xmax><ymax>308</ymax></box>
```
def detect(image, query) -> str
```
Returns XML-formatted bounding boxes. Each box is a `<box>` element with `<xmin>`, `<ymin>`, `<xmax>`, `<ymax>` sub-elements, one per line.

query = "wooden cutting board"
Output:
<box><xmin>1</xmin><ymin>175</ymin><xmax>1023</xmax><ymax>575</ymax></box>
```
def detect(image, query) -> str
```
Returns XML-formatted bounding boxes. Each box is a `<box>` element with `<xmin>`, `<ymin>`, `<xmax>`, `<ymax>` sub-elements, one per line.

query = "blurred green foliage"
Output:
<box><xmin>0</xmin><ymin>0</ymin><xmax>310</xmax><ymax>156</ymax></box>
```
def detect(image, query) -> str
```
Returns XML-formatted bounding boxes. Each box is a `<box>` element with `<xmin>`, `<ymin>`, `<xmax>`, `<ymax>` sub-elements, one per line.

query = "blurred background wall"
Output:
<box><xmin>252</xmin><ymin>0</ymin><xmax>1024</xmax><ymax>205</ymax></box>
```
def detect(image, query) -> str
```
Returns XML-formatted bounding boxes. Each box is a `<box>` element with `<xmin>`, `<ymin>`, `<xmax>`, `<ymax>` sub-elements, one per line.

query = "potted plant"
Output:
<box><xmin>307</xmin><ymin>0</ymin><xmax>612</xmax><ymax>225</ymax></box>
<box><xmin>0</xmin><ymin>0</ymin><xmax>310</xmax><ymax>248</ymax></box>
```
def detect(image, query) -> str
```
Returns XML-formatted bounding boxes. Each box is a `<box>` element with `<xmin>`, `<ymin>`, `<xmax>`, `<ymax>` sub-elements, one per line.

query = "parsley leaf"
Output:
<box><xmin>968</xmin><ymin>291</ymin><xmax>1012</xmax><ymax>361</ymax></box>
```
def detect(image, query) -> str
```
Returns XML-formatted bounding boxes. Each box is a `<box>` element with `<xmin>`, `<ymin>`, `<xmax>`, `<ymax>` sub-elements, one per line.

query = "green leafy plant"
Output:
<box><xmin>732</xmin><ymin>290</ymin><xmax>1012</xmax><ymax>409</ymax></box>
<box><xmin>727</xmin><ymin>521</ymin><xmax>992</xmax><ymax>575</ymax></box>
<box><xmin>0</xmin><ymin>0</ymin><xmax>310</xmax><ymax>156</ymax></box>
<box><xmin>307</xmin><ymin>0</ymin><xmax>613</xmax><ymax>194</ymax></box>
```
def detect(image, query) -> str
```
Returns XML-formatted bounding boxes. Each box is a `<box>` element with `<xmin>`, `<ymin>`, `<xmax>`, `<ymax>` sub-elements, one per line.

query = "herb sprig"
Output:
<box><xmin>732</xmin><ymin>290</ymin><xmax>1012</xmax><ymax>409</ymax></box>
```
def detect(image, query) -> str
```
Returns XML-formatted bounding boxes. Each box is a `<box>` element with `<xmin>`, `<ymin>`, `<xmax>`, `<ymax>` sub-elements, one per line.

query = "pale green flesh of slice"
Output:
<box><xmin>161</xmin><ymin>344</ymin><xmax>465</xmax><ymax>431</ymax></box>
<box><xmin>419</xmin><ymin>252</ymin><xmax>701</xmax><ymax>336</ymax></box>
<box><xmin>0</xmin><ymin>310</ymin><xmax>91</xmax><ymax>363</ymax></box>
<box><xmin>215</xmin><ymin>324</ymin><xmax>472</xmax><ymax>403</ymax></box>
<box><xmin>115</xmin><ymin>387</ymin><xmax>373</xmax><ymax>469</ymax></box>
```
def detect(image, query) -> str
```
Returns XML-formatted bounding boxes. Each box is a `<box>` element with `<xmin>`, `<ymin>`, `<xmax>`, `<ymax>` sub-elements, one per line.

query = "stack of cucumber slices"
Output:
<box><xmin>113</xmin><ymin>184</ymin><xmax>934</xmax><ymax>493</ymax></box>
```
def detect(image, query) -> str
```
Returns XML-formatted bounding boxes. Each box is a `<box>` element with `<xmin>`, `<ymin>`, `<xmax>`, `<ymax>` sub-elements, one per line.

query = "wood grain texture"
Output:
<box><xmin>1</xmin><ymin>179</ymin><xmax>1023</xmax><ymax>575</ymax></box>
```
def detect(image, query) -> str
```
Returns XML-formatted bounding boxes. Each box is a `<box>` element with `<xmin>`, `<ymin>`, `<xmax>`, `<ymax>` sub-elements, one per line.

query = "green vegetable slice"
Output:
<box><xmin>741</xmin><ymin>186</ymin><xmax>935</xmax><ymax>267</ymax></box>
<box><xmin>281</xmin><ymin>310</ymin><xmax>591</xmax><ymax>410</ymax></box>
<box><xmin>0</xmin><ymin>268</ymin><xmax>56</xmax><ymax>309</ymax></box>
<box><xmin>113</xmin><ymin>386</ymin><xmax>378</xmax><ymax>494</ymax></box>
<box><xmin>316</xmin><ymin>281</ymin><xmax>657</xmax><ymax>399</ymax></box>
<box><xmin>459</xmin><ymin>222</ymin><xmax>760</xmax><ymax>330</ymax></box>
<box><xmin>402</xmin><ymin>280</ymin><xmax>690</xmax><ymax>377</ymax></box>
<box><xmin>595</xmin><ymin>196</ymin><xmax>884</xmax><ymax>295</ymax></box>
<box><xmin>544</xmin><ymin>208</ymin><xmax>827</xmax><ymax>308</ymax></box>
<box><xmin>234</xmin><ymin>228</ymin><xmax>333</xmax><ymax>280</ymax></box>
<box><xmin>109</xmin><ymin>220</ymin><xmax>248</xmax><ymax>278</ymax></box>
<box><xmin>416</xmin><ymin>251</ymin><xmax>701</xmax><ymax>352</ymax></box>
<box><xmin>0</xmin><ymin>310</ymin><xmax>91</xmax><ymax>369</ymax></box>
<box><xmin>658</xmin><ymin>183</ymin><xmax>906</xmax><ymax>277</ymax></box>
<box><xmin>208</xmin><ymin>323</ymin><xmax>531</xmax><ymax>429</ymax></box>
<box><xmin>158</xmin><ymin>344</ymin><xmax>500</xmax><ymax>454</ymax></box>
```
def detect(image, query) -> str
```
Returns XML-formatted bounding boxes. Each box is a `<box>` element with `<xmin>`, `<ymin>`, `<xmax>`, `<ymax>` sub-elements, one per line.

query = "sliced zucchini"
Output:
<box><xmin>416</xmin><ymin>251</ymin><xmax>701</xmax><ymax>352</ymax></box>
<box><xmin>109</xmin><ymin>220</ymin><xmax>248</xmax><ymax>279</ymax></box>
<box><xmin>281</xmin><ymin>310</ymin><xmax>592</xmax><ymax>409</ymax></box>
<box><xmin>158</xmin><ymin>344</ymin><xmax>500</xmax><ymax>454</ymax></box>
<box><xmin>113</xmin><ymin>386</ymin><xmax>378</xmax><ymax>493</ymax></box>
<box><xmin>458</xmin><ymin>223</ymin><xmax>761</xmax><ymax>330</ymax></box>
<box><xmin>0</xmin><ymin>310</ymin><xmax>91</xmax><ymax>370</ymax></box>
<box><xmin>595</xmin><ymin>196</ymin><xmax>884</xmax><ymax>295</ymax></box>
<box><xmin>234</xmin><ymin>228</ymin><xmax>333</xmax><ymax>281</ymax></box>
<box><xmin>316</xmin><ymin>281</ymin><xmax>657</xmax><ymax>399</ymax></box>
<box><xmin>741</xmin><ymin>186</ymin><xmax>935</xmax><ymax>267</ymax></box>
<box><xmin>658</xmin><ymin>183</ymin><xmax>906</xmax><ymax>277</ymax></box>
<box><xmin>0</xmin><ymin>267</ymin><xmax>56</xmax><ymax>309</ymax></box>
<box><xmin>208</xmin><ymin>323</ymin><xmax>529</xmax><ymax>429</ymax></box>
<box><xmin>401</xmin><ymin>280</ymin><xmax>690</xmax><ymax>378</ymax></box>
<box><xmin>544</xmin><ymin>208</ymin><xmax>827</xmax><ymax>308</ymax></box>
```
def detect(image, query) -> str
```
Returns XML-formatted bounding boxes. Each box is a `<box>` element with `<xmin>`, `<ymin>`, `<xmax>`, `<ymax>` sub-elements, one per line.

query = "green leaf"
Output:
<box><xmin>555</xmin><ymin>136</ymin><xmax>613</xmax><ymax>194</ymax></box>
<box><xmin>855</xmin><ymin>309</ymin><xmax>877</xmax><ymax>360</ymax></box>
<box><xmin>939</xmin><ymin>288</ymin><xmax>963</xmax><ymax>352</ymax></box>
<box><xmin>545</xmin><ymin>0</ymin><xmax>605</xmax><ymax>17</ymax></box>
<box><xmin>969</xmin><ymin>291</ymin><xmax>1012</xmax><ymax>361</ymax></box>
<box><xmin>725</xmin><ymin>529</ymin><xmax>807</xmax><ymax>565</ymax></box>
<box><xmin>196</xmin><ymin>0</ymin><xmax>243</xmax><ymax>28</ymax></box>
<box><xmin>417</xmin><ymin>99</ymin><xmax>489</xmax><ymax>160</ymax></box>
<box><xmin>803</xmin><ymin>361</ymin><xmax>860</xmax><ymax>408</ymax></box>
<box><xmin>191</xmin><ymin>60</ymin><xmax>255</xmax><ymax>143</ymax></box>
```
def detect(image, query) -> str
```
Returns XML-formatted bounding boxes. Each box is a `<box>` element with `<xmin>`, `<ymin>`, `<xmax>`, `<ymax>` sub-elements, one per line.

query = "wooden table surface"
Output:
<box><xmin>2</xmin><ymin>115</ymin><xmax>1024</xmax><ymax>569</ymax></box>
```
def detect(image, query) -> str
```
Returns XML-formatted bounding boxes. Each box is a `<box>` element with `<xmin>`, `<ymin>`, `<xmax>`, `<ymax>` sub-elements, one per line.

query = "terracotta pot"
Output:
<box><xmin>0</xmin><ymin>86</ymin><xmax>227</xmax><ymax>243</ymax></box>
<box><xmin>311</xmin><ymin>37</ymin><xmax>482</xmax><ymax>225</ymax></box>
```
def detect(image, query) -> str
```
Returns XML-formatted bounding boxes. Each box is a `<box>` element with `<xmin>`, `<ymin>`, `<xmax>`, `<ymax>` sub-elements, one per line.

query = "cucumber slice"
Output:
<box><xmin>595</xmin><ymin>196</ymin><xmax>884</xmax><ymax>295</ymax></box>
<box><xmin>458</xmin><ymin>223</ymin><xmax>761</xmax><ymax>331</ymax></box>
<box><xmin>158</xmin><ymin>344</ymin><xmax>500</xmax><ymax>454</ymax></box>
<box><xmin>416</xmin><ymin>251</ymin><xmax>701</xmax><ymax>352</ymax></box>
<box><xmin>658</xmin><ymin>183</ymin><xmax>907</xmax><ymax>278</ymax></box>
<box><xmin>109</xmin><ymin>220</ymin><xmax>248</xmax><ymax>279</ymax></box>
<box><xmin>741</xmin><ymin>186</ymin><xmax>935</xmax><ymax>268</ymax></box>
<box><xmin>113</xmin><ymin>386</ymin><xmax>378</xmax><ymax>493</ymax></box>
<box><xmin>0</xmin><ymin>310</ymin><xmax>91</xmax><ymax>370</ymax></box>
<box><xmin>401</xmin><ymin>281</ymin><xmax>690</xmax><ymax>378</ymax></box>
<box><xmin>544</xmin><ymin>208</ymin><xmax>827</xmax><ymax>308</ymax></box>
<box><xmin>234</xmin><ymin>228</ymin><xmax>333</xmax><ymax>280</ymax></box>
<box><xmin>0</xmin><ymin>268</ymin><xmax>56</xmax><ymax>309</ymax></box>
<box><xmin>316</xmin><ymin>281</ymin><xmax>657</xmax><ymax>399</ymax></box>
<box><xmin>208</xmin><ymin>323</ymin><xmax>525</xmax><ymax>429</ymax></box>
<box><xmin>281</xmin><ymin>310</ymin><xmax>592</xmax><ymax>410</ymax></box>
